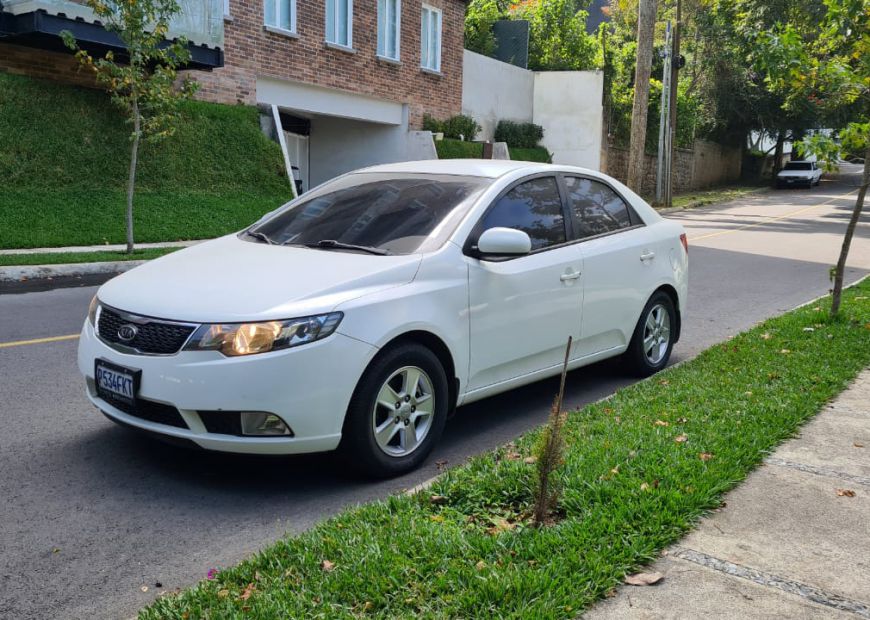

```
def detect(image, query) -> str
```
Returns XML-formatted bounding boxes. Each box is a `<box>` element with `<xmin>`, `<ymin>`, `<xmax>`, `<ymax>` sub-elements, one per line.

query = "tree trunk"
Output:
<box><xmin>126</xmin><ymin>97</ymin><xmax>141</xmax><ymax>255</ymax></box>
<box><xmin>830</xmin><ymin>147</ymin><xmax>870</xmax><ymax>316</ymax></box>
<box><xmin>666</xmin><ymin>0</ymin><xmax>681</xmax><ymax>207</ymax></box>
<box><xmin>772</xmin><ymin>131</ymin><xmax>784</xmax><ymax>186</ymax></box>
<box><xmin>626</xmin><ymin>0</ymin><xmax>658</xmax><ymax>193</ymax></box>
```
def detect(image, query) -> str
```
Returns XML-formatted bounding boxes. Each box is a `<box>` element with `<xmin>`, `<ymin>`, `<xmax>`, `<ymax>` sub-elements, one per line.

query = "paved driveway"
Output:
<box><xmin>1</xmin><ymin>166</ymin><xmax>867</xmax><ymax>619</ymax></box>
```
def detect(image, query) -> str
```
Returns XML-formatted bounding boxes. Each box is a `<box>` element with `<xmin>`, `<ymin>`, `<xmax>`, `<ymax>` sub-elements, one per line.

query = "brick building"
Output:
<box><xmin>0</xmin><ymin>0</ymin><xmax>466</xmax><ymax>188</ymax></box>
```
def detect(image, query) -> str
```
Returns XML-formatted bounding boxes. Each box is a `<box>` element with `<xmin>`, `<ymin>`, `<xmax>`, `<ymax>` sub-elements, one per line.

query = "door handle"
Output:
<box><xmin>640</xmin><ymin>251</ymin><xmax>656</xmax><ymax>262</ymax></box>
<box><xmin>560</xmin><ymin>270</ymin><xmax>581</xmax><ymax>282</ymax></box>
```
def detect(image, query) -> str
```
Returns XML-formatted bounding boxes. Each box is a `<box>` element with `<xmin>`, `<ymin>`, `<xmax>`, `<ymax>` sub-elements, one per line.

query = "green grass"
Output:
<box><xmin>0</xmin><ymin>73</ymin><xmax>292</xmax><ymax>249</ymax></box>
<box><xmin>141</xmin><ymin>282</ymin><xmax>870</xmax><ymax>619</ymax></box>
<box><xmin>509</xmin><ymin>146</ymin><xmax>552</xmax><ymax>163</ymax></box>
<box><xmin>435</xmin><ymin>138</ymin><xmax>484</xmax><ymax>159</ymax></box>
<box><xmin>666</xmin><ymin>184</ymin><xmax>768</xmax><ymax>211</ymax></box>
<box><xmin>0</xmin><ymin>247</ymin><xmax>179</xmax><ymax>266</ymax></box>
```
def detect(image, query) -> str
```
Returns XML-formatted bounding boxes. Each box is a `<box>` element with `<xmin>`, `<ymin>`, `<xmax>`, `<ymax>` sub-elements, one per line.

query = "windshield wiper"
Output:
<box><xmin>301</xmin><ymin>239</ymin><xmax>391</xmax><ymax>255</ymax></box>
<box><xmin>245</xmin><ymin>230</ymin><xmax>276</xmax><ymax>245</ymax></box>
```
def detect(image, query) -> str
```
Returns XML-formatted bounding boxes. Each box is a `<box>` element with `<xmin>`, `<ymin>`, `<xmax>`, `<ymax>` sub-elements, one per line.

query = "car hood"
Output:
<box><xmin>97</xmin><ymin>235</ymin><xmax>422</xmax><ymax>323</ymax></box>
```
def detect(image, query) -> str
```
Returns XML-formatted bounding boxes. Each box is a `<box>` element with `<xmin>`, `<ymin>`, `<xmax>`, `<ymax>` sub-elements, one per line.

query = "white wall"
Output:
<box><xmin>461</xmin><ymin>50</ymin><xmax>534</xmax><ymax>141</ymax></box>
<box><xmin>307</xmin><ymin>106</ymin><xmax>436</xmax><ymax>188</ymax></box>
<box><xmin>461</xmin><ymin>51</ymin><xmax>604</xmax><ymax>170</ymax></box>
<box><xmin>532</xmin><ymin>71</ymin><xmax>603</xmax><ymax>171</ymax></box>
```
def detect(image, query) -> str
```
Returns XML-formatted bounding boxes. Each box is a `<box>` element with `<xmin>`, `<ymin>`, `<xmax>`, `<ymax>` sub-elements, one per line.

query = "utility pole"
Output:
<box><xmin>655</xmin><ymin>21</ymin><xmax>672</xmax><ymax>204</ymax></box>
<box><xmin>626</xmin><ymin>0</ymin><xmax>658</xmax><ymax>193</ymax></box>
<box><xmin>665</xmin><ymin>0</ymin><xmax>682</xmax><ymax>207</ymax></box>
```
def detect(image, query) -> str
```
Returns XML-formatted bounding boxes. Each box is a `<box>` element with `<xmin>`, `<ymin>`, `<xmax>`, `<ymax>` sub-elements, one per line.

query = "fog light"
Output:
<box><xmin>240</xmin><ymin>412</ymin><xmax>292</xmax><ymax>436</ymax></box>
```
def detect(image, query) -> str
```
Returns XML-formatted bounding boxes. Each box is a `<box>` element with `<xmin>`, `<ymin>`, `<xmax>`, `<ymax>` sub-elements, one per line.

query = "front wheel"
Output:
<box><xmin>340</xmin><ymin>343</ymin><xmax>448</xmax><ymax>478</ymax></box>
<box><xmin>624</xmin><ymin>291</ymin><xmax>676</xmax><ymax>377</ymax></box>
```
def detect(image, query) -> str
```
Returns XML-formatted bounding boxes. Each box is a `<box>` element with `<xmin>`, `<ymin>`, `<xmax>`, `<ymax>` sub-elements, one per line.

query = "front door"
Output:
<box><xmin>466</xmin><ymin>176</ymin><xmax>583</xmax><ymax>391</ymax></box>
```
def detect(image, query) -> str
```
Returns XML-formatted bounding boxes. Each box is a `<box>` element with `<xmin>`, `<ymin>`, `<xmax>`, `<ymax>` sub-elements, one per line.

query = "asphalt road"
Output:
<box><xmin>1</xmin><ymin>166</ymin><xmax>868</xmax><ymax>619</ymax></box>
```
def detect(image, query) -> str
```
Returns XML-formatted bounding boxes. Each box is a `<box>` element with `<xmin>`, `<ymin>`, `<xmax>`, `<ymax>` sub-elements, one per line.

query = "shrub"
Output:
<box><xmin>495</xmin><ymin>120</ymin><xmax>545</xmax><ymax>148</ymax></box>
<box><xmin>435</xmin><ymin>138</ymin><xmax>484</xmax><ymax>159</ymax></box>
<box><xmin>509</xmin><ymin>146</ymin><xmax>552</xmax><ymax>163</ymax></box>
<box><xmin>423</xmin><ymin>114</ymin><xmax>481</xmax><ymax>141</ymax></box>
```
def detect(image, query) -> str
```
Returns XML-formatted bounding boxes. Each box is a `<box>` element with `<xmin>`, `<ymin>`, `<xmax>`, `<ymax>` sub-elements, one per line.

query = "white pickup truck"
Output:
<box><xmin>776</xmin><ymin>161</ymin><xmax>823</xmax><ymax>189</ymax></box>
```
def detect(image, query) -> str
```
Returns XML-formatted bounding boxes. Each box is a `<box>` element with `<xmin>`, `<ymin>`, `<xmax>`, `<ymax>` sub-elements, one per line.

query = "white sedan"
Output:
<box><xmin>78</xmin><ymin>160</ymin><xmax>688</xmax><ymax>477</ymax></box>
<box><xmin>776</xmin><ymin>161</ymin><xmax>823</xmax><ymax>188</ymax></box>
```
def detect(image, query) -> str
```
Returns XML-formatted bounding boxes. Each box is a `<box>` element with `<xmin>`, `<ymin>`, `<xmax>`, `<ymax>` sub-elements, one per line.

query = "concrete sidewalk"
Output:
<box><xmin>586</xmin><ymin>369</ymin><xmax>870</xmax><ymax>620</ymax></box>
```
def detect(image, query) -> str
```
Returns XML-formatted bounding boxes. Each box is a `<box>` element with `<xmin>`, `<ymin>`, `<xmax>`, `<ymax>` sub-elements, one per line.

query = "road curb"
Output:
<box><xmin>0</xmin><ymin>260</ymin><xmax>146</xmax><ymax>283</ymax></box>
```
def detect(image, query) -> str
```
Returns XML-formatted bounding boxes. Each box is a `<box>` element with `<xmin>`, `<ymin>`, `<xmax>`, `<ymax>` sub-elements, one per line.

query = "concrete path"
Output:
<box><xmin>586</xmin><ymin>369</ymin><xmax>870</xmax><ymax>620</ymax></box>
<box><xmin>0</xmin><ymin>239</ymin><xmax>202</xmax><ymax>255</ymax></box>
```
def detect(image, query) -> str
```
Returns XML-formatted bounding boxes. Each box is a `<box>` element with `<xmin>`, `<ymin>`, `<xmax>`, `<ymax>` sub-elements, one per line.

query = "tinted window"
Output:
<box><xmin>251</xmin><ymin>173</ymin><xmax>488</xmax><ymax>255</ymax></box>
<box><xmin>783</xmin><ymin>162</ymin><xmax>812</xmax><ymax>170</ymax></box>
<box><xmin>480</xmin><ymin>177</ymin><xmax>566</xmax><ymax>250</ymax></box>
<box><xmin>564</xmin><ymin>177</ymin><xmax>634</xmax><ymax>238</ymax></box>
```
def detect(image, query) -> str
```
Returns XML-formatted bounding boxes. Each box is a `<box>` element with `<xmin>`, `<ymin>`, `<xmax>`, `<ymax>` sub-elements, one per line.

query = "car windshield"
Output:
<box><xmin>248</xmin><ymin>172</ymin><xmax>490</xmax><ymax>255</ymax></box>
<box><xmin>783</xmin><ymin>162</ymin><xmax>812</xmax><ymax>170</ymax></box>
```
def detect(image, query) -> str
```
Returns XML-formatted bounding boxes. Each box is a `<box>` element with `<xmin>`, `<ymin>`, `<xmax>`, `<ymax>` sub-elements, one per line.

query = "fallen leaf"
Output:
<box><xmin>654</xmin><ymin>419</ymin><xmax>669</xmax><ymax>426</ymax></box>
<box><xmin>206</xmin><ymin>568</ymin><xmax>219</xmax><ymax>580</ymax></box>
<box><xmin>624</xmin><ymin>572</ymin><xmax>664</xmax><ymax>586</ymax></box>
<box><xmin>504</xmin><ymin>451</ymin><xmax>522</xmax><ymax>461</ymax></box>
<box><xmin>475</xmin><ymin>560</ymin><xmax>487</xmax><ymax>570</ymax></box>
<box><xmin>677</xmin><ymin>417</ymin><xmax>688</xmax><ymax>424</ymax></box>
<box><xmin>430</xmin><ymin>494</ymin><xmax>447</xmax><ymax>505</ymax></box>
<box><xmin>429</xmin><ymin>514</ymin><xmax>445</xmax><ymax>523</ymax></box>
<box><xmin>435</xmin><ymin>459</ymin><xmax>448</xmax><ymax>470</ymax></box>
<box><xmin>836</xmin><ymin>489</ymin><xmax>856</xmax><ymax>497</ymax></box>
<box><xmin>780</xmin><ymin>349</ymin><xmax>791</xmax><ymax>354</ymax></box>
<box><xmin>610</xmin><ymin>466</ymin><xmax>620</xmax><ymax>475</ymax></box>
<box><xmin>52</xmin><ymin>548</ymin><xmax>60</xmax><ymax>554</ymax></box>
<box><xmin>674</xmin><ymin>434</ymin><xmax>688</xmax><ymax>443</ymax></box>
<box><xmin>486</xmin><ymin>517</ymin><xmax>516</xmax><ymax>535</ymax></box>
<box><xmin>854</xmin><ymin>442</ymin><xmax>865</xmax><ymax>448</ymax></box>
<box><xmin>217</xmin><ymin>589</ymin><xmax>230</xmax><ymax>599</ymax></box>
<box><xmin>523</xmin><ymin>456</ymin><xmax>538</xmax><ymax>464</ymax></box>
<box><xmin>744</xmin><ymin>391</ymin><xmax>753</xmax><ymax>396</ymax></box>
<box><xmin>640</xmin><ymin>482</ymin><xmax>650</xmax><ymax>491</ymax></box>
<box><xmin>659</xmin><ymin>379</ymin><xmax>670</xmax><ymax>385</ymax></box>
<box><xmin>802</xmin><ymin>327</ymin><xmax>815</xmax><ymax>332</ymax></box>
<box><xmin>140</xmin><ymin>586</ymin><xmax>149</xmax><ymax>593</ymax></box>
<box><xmin>605</xmin><ymin>588</ymin><xmax>617</xmax><ymax>598</ymax></box>
<box><xmin>363</xmin><ymin>601</ymin><xmax>374</xmax><ymax>612</ymax></box>
<box><xmin>699</xmin><ymin>452</ymin><xmax>714</xmax><ymax>461</ymax></box>
<box><xmin>320</xmin><ymin>560</ymin><xmax>336</xmax><ymax>572</ymax></box>
<box><xmin>239</xmin><ymin>583</ymin><xmax>256</xmax><ymax>601</ymax></box>
<box><xmin>760</xmin><ymin>333</ymin><xmax>772</xmax><ymax>340</ymax></box>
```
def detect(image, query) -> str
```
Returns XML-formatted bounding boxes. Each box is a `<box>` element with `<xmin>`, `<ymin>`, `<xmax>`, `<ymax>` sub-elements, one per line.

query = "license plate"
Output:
<box><xmin>95</xmin><ymin>359</ymin><xmax>140</xmax><ymax>406</ymax></box>
<box><xmin>787</xmin><ymin>179</ymin><xmax>795</xmax><ymax>183</ymax></box>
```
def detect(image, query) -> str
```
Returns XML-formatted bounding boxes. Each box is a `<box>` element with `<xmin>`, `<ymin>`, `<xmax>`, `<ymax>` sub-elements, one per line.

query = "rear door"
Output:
<box><xmin>561</xmin><ymin>175</ymin><xmax>656</xmax><ymax>358</ymax></box>
<box><xmin>465</xmin><ymin>175</ymin><xmax>583</xmax><ymax>391</ymax></box>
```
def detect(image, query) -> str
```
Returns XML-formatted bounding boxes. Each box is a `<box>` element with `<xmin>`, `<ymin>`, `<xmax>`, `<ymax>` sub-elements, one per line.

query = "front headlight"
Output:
<box><xmin>183</xmin><ymin>312</ymin><xmax>343</xmax><ymax>356</ymax></box>
<box><xmin>88</xmin><ymin>296</ymin><xmax>100</xmax><ymax>326</ymax></box>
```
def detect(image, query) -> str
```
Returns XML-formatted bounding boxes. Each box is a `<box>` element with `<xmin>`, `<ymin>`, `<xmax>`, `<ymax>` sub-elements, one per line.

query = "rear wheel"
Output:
<box><xmin>340</xmin><ymin>343</ymin><xmax>448</xmax><ymax>478</ymax></box>
<box><xmin>624</xmin><ymin>291</ymin><xmax>676</xmax><ymax>377</ymax></box>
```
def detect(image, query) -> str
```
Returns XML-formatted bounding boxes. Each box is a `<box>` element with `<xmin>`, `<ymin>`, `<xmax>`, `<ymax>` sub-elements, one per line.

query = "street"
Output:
<box><xmin>1</xmin><ymin>166</ymin><xmax>867</xmax><ymax>620</ymax></box>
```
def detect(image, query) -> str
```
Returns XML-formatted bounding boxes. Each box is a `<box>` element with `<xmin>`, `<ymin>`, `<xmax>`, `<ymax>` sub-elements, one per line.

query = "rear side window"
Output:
<box><xmin>479</xmin><ymin>176</ymin><xmax>566</xmax><ymax>250</ymax></box>
<box><xmin>564</xmin><ymin>176</ymin><xmax>636</xmax><ymax>239</ymax></box>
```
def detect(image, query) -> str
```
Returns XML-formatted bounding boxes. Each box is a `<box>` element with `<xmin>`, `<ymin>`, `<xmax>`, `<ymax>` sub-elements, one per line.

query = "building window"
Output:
<box><xmin>224</xmin><ymin>0</ymin><xmax>231</xmax><ymax>18</ymax></box>
<box><xmin>420</xmin><ymin>4</ymin><xmax>441</xmax><ymax>72</ymax></box>
<box><xmin>377</xmin><ymin>0</ymin><xmax>401</xmax><ymax>60</ymax></box>
<box><xmin>264</xmin><ymin>0</ymin><xmax>295</xmax><ymax>32</ymax></box>
<box><xmin>326</xmin><ymin>0</ymin><xmax>353</xmax><ymax>47</ymax></box>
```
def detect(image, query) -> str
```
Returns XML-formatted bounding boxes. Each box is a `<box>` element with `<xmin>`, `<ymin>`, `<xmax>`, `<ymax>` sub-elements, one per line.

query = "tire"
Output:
<box><xmin>624</xmin><ymin>291</ymin><xmax>677</xmax><ymax>377</ymax></box>
<box><xmin>340</xmin><ymin>342</ymin><xmax>449</xmax><ymax>478</ymax></box>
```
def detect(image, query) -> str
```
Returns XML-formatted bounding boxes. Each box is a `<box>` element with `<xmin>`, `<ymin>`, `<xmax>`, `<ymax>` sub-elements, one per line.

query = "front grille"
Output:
<box><xmin>198</xmin><ymin>411</ymin><xmax>244</xmax><ymax>436</ymax></box>
<box><xmin>100</xmin><ymin>394</ymin><xmax>188</xmax><ymax>429</ymax></box>
<box><xmin>98</xmin><ymin>306</ymin><xmax>196</xmax><ymax>355</ymax></box>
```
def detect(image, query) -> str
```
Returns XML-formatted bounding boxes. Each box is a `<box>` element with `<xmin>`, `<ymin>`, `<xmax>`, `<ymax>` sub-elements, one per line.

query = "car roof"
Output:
<box><xmin>356</xmin><ymin>159</ymin><xmax>555</xmax><ymax>179</ymax></box>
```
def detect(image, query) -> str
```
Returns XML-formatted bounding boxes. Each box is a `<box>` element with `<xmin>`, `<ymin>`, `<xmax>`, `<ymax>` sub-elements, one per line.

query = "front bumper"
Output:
<box><xmin>77</xmin><ymin>320</ymin><xmax>377</xmax><ymax>454</ymax></box>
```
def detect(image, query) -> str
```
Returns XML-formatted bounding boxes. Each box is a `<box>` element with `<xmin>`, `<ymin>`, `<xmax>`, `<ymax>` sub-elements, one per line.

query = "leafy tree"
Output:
<box><xmin>465</xmin><ymin>0</ymin><xmax>502</xmax><ymax>56</ymax></box>
<box><xmin>756</xmin><ymin>0</ymin><xmax>869</xmax><ymax>315</ymax></box>
<box><xmin>62</xmin><ymin>0</ymin><xmax>197</xmax><ymax>253</ymax></box>
<box><xmin>515</xmin><ymin>0</ymin><xmax>599</xmax><ymax>71</ymax></box>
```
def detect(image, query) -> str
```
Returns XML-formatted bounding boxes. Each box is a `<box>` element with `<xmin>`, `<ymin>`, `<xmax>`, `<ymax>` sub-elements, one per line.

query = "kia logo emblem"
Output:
<box><xmin>117</xmin><ymin>324</ymin><xmax>138</xmax><ymax>342</ymax></box>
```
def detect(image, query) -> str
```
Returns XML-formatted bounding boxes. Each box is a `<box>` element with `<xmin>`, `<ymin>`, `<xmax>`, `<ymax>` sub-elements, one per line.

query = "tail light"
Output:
<box><xmin>679</xmin><ymin>233</ymin><xmax>688</xmax><ymax>254</ymax></box>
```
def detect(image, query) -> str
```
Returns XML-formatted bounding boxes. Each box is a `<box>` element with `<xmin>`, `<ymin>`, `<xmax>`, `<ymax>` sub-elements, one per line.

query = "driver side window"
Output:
<box><xmin>479</xmin><ymin>176</ymin><xmax>566</xmax><ymax>251</ymax></box>
<box><xmin>564</xmin><ymin>176</ymin><xmax>635</xmax><ymax>239</ymax></box>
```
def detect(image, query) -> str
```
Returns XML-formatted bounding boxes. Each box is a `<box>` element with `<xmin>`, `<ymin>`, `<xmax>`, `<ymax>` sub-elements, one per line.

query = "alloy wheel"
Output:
<box><xmin>643</xmin><ymin>303</ymin><xmax>671</xmax><ymax>365</ymax></box>
<box><xmin>371</xmin><ymin>366</ymin><xmax>435</xmax><ymax>457</ymax></box>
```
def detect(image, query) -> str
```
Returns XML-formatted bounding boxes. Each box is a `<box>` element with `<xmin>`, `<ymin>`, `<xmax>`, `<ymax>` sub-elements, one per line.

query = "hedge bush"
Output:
<box><xmin>423</xmin><ymin>114</ymin><xmax>481</xmax><ymax>141</ymax></box>
<box><xmin>509</xmin><ymin>146</ymin><xmax>552</xmax><ymax>163</ymax></box>
<box><xmin>434</xmin><ymin>138</ymin><xmax>484</xmax><ymax>159</ymax></box>
<box><xmin>495</xmin><ymin>120</ymin><xmax>544</xmax><ymax>148</ymax></box>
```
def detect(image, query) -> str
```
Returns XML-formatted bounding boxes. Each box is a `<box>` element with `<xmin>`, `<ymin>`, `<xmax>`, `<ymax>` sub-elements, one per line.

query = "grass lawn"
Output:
<box><xmin>0</xmin><ymin>247</ymin><xmax>179</xmax><ymax>267</ymax></box>
<box><xmin>141</xmin><ymin>281</ymin><xmax>870</xmax><ymax>619</ymax></box>
<box><xmin>0</xmin><ymin>73</ymin><xmax>291</xmax><ymax>249</ymax></box>
<box><xmin>665</xmin><ymin>184</ymin><xmax>769</xmax><ymax>211</ymax></box>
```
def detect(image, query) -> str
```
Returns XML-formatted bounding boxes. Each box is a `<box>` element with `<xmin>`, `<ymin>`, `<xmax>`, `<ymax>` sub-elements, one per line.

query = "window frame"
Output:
<box><xmin>263</xmin><ymin>0</ymin><xmax>296</xmax><ymax>34</ymax></box>
<box><xmin>325</xmin><ymin>0</ymin><xmax>354</xmax><ymax>48</ymax></box>
<box><xmin>559</xmin><ymin>174</ymin><xmax>644</xmax><ymax>242</ymax></box>
<box><xmin>377</xmin><ymin>0</ymin><xmax>401</xmax><ymax>61</ymax></box>
<box><xmin>464</xmin><ymin>172</ymin><xmax>646</xmax><ymax>260</ymax></box>
<box><xmin>420</xmin><ymin>4</ymin><xmax>442</xmax><ymax>72</ymax></box>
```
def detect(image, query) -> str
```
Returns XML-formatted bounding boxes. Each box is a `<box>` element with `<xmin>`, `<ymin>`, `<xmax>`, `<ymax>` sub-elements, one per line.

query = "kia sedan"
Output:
<box><xmin>79</xmin><ymin>160</ymin><xmax>688</xmax><ymax>477</ymax></box>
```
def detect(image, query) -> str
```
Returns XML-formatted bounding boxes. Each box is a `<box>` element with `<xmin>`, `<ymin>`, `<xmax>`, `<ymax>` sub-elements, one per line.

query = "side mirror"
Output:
<box><xmin>475</xmin><ymin>227</ymin><xmax>532</xmax><ymax>258</ymax></box>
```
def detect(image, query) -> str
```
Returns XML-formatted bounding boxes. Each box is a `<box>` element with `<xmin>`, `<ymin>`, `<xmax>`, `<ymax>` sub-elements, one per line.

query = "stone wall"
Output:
<box><xmin>603</xmin><ymin>139</ymin><xmax>742</xmax><ymax>197</ymax></box>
